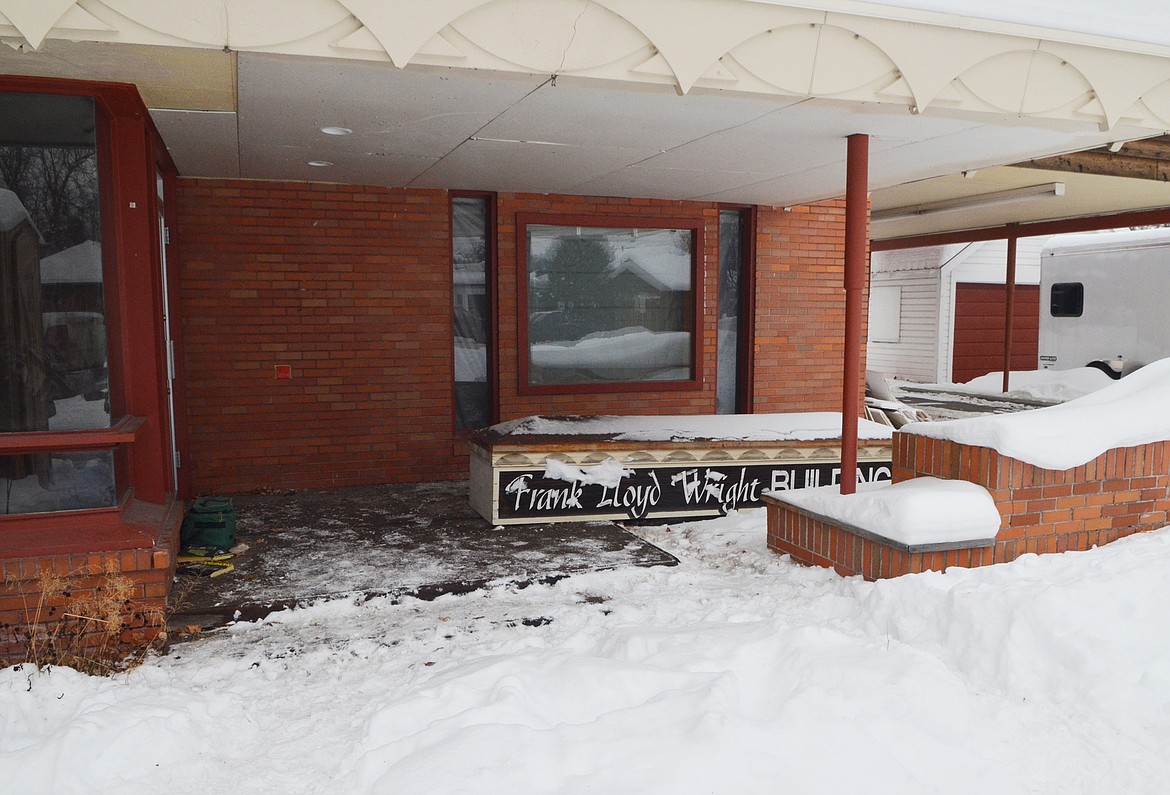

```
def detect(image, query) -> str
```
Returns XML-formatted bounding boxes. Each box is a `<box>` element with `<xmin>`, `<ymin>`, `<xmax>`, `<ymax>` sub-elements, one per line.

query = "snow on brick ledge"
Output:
<box><xmin>768</xmin><ymin>477</ymin><xmax>1001</xmax><ymax>548</ymax></box>
<box><xmin>901</xmin><ymin>358</ymin><xmax>1170</xmax><ymax>470</ymax></box>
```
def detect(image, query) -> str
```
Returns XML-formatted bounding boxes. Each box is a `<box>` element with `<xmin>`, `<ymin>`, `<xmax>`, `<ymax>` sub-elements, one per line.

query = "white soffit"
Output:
<box><xmin>236</xmin><ymin>53</ymin><xmax>546</xmax><ymax>185</ymax></box>
<box><xmin>871</xmin><ymin>166</ymin><xmax>1170</xmax><ymax>239</ymax></box>
<box><xmin>150</xmin><ymin>109</ymin><xmax>240</xmax><ymax>178</ymax></box>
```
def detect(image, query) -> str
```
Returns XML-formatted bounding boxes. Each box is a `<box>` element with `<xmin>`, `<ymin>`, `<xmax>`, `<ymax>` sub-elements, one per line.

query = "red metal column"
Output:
<box><xmin>841</xmin><ymin>134</ymin><xmax>869</xmax><ymax>495</ymax></box>
<box><xmin>1001</xmin><ymin>228</ymin><xmax>1018</xmax><ymax>394</ymax></box>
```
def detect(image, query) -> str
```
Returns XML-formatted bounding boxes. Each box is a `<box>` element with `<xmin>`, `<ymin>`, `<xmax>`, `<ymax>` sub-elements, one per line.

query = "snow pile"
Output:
<box><xmin>960</xmin><ymin>367</ymin><xmax>1114</xmax><ymax>402</ymax></box>
<box><xmin>493</xmin><ymin>412</ymin><xmax>894</xmax><ymax>443</ymax></box>
<box><xmin>0</xmin><ymin>188</ymin><xmax>36</xmax><ymax>234</ymax></box>
<box><xmin>4</xmin><ymin>514</ymin><xmax>1170</xmax><ymax>793</ymax></box>
<box><xmin>904</xmin><ymin>357</ymin><xmax>1170</xmax><ymax>469</ymax></box>
<box><xmin>771</xmin><ymin>477</ymin><xmax>1001</xmax><ymax>546</ymax></box>
<box><xmin>544</xmin><ymin>456</ymin><xmax>632</xmax><ymax>487</ymax></box>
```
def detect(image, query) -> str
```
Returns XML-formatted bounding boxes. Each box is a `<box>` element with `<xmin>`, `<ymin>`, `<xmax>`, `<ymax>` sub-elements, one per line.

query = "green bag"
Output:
<box><xmin>180</xmin><ymin>497</ymin><xmax>237</xmax><ymax>551</ymax></box>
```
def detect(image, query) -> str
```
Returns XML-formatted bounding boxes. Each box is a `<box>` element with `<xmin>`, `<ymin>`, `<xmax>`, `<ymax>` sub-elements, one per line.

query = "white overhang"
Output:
<box><xmin>3</xmin><ymin>0</ymin><xmax>1170</xmax><ymax>236</ymax></box>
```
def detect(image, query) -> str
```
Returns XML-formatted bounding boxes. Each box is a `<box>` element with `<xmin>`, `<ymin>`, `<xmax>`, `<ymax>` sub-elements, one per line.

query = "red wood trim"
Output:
<box><xmin>0</xmin><ymin>491</ymin><xmax>177</xmax><ymax>559</ymax></box>
<box><xmin>514</xmin><ymin>212</ymin><xmax>706</xmax><ymax>396</ymax></box>
<box><xmin>0</xmin><ymin>491</ymin><xmax>129</xmax><ymax>533</ymax></box>
<box><xmin>872</xmin><ymin>206</ymin><xmax>1170</xmax><ymax>251</ymax></box>
<box><xmin>163</xmin><ymin>170</ymin><xmax>192</xmax><ymax>499</ymax></box>
<box><xmin>0</xmin><ymin>416</ymin><xmax>146</xmax><ymax>455</ymax></box>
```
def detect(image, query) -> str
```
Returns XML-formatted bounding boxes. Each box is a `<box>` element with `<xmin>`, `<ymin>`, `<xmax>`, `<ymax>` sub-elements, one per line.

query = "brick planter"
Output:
<box><xmin>766</xmin><ymin>431</ymin><xmax>1170</xmax><ymax>578</ymax></box>
<box><xmin>0</xmin><ymin>501</ymin><xmax>181</xmax><ymax>666</ymax></box>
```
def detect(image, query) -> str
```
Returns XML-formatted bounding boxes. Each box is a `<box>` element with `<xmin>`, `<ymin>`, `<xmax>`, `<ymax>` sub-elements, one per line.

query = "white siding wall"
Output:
<box><xmin>865</xmin><ymin>269</ymin><xmax>941</xmax><ymax>382</ymax></box>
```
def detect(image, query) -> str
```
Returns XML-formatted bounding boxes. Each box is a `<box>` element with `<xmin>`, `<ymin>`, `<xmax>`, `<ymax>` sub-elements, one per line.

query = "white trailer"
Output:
<box><xmin>1039</xmin><ymin>228</ymin><xmax>1170</xmax><ymax>377</ymax></box>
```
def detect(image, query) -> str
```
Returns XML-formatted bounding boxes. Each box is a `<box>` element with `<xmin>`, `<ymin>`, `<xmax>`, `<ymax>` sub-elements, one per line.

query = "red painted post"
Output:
<box><xmin>1002</xmin><ymin>229</ymin><xmax>1018</xmax><ymax>394</ymax></box>
<box><xmin>841</xmin><ymin>134</ymin><xmax>869</xmax><ymax>495</ymax></box>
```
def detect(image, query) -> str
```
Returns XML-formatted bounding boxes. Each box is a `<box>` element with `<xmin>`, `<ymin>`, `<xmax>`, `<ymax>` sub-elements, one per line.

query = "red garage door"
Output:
<box><xmin>952</xmin><ymin>283</ymin><xmax>1039</xmax><ymax>384</ymax></box>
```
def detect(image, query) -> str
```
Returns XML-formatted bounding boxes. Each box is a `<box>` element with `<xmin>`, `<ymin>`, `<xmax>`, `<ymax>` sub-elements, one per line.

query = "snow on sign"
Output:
<box><xmin>470</xmin><ymin>413</ymin><xmax>894</xmax><ymax>525</ymax></box>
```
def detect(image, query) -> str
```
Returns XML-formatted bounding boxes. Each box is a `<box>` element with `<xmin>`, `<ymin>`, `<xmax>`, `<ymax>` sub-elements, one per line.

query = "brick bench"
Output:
<box><xmin>765</xmin><ymin>433</ymin><xmax>1170</xmax><ymax>579</ymax></box>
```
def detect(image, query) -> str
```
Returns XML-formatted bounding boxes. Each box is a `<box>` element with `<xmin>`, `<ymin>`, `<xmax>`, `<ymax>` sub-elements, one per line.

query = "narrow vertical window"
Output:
<box><xmin>717</xmin><ymin>209</ymin><xmax>745</xmax><ymax>414</ymax></box>
<box><xmin>452</xmin><ymin>196</ymin><xmax>491</xmax><ymax>429</ymax></box>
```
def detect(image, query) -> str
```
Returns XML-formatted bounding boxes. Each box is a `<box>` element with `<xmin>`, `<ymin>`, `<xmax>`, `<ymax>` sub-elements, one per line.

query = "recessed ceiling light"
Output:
<box><xmin>307</xmin><ymin>160</ymin><xmax>333</xmax><ymax>167</ymax></box>
<box><xmin>320</xmin><ymin>126</ymin><xmax>353</xmax><ymax>136</ymax></box>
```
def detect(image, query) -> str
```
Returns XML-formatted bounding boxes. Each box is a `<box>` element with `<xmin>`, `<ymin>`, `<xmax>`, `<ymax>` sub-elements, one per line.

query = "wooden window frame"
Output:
<box><xmin>516</xmin><ymin>212</ymin><xmax>705</xmax><ymax>396</ymax></box>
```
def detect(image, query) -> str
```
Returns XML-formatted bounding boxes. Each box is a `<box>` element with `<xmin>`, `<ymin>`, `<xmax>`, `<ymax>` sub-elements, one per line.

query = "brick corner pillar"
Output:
<box><xmin>841</xmin><ymin>133</ymin><xmax>869</xmax><ymax>495</ymax></box>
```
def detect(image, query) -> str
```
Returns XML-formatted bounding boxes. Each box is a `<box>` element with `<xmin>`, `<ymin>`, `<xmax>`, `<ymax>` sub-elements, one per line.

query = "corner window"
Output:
<box><xmin>1</xmin><ymin>91</ymin><xmax>117</xmax><ymax>513</ymax></box>
<box><xmin>1050</xmin><ymin>282</ymin><xmax>1083</xmax><ymax>317</ymax></box>
<box><xmin>519</xmin><ymin>215</ymin><xmax>701</xmax><ymax>392</ymax></box>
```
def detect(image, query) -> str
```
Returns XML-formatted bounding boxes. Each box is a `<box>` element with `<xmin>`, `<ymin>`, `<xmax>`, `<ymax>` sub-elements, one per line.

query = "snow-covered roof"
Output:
<box><xmin>608</xmin><ymin>233</ymin><xmax>691</xmax><ymax>292</ymax></box>
<box><xmin>1044</xmin><ymin>227</ymin><xmax>1170</xmax><ymax>257</ymax></box>
<box><xmin>40</xmin><ymin>240</ymin><xmax>102</xmax><ymax>284</ymax></box>
<box><xmin>871</xmin><ymin>243</ymin><xmax>969</xmax><ymax>274</ymax></box>
<box><xmin>0</xmin><ymin>189</ymin><xmax>38</xmax><ymax>237</ymax></box>
<box><xmin>902</xmin><ymin>357</ymin><xmax>1170</xmax><ymax>469</ymax></box>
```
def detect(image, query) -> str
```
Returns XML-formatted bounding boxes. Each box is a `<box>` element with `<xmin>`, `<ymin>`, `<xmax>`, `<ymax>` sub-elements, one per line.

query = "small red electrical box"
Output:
<box><xmin>274</xmin><ymin>365</ymin><xmax>292</xmax><ymax>380</ymax></box>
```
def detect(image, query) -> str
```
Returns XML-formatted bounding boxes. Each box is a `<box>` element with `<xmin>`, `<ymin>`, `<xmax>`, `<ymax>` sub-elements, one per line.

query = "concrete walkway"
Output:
<box><xmin>170</xmin><ymin>480</ymin><xmax>676</xmax><ymax>631</ymax></box>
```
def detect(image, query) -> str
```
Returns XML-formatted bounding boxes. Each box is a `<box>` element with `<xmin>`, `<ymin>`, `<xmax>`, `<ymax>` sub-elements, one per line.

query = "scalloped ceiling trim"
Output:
<box><xmin>337</xmin><ymin>0</ymin><xmax>488</xmax><ymax>68</ymax></box>
<box><xmin>0</xmin><ymin>0</ymin><xmax>76</xmax><ymax>49</ymax></box>
<box><xmin>55</xmin><ymin>6</ymin><xmax>115</xmax><ymax>35</ymax></box>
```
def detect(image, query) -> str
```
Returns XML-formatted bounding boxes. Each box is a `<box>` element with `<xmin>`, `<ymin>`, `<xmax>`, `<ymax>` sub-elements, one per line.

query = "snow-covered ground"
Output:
<box><xmin>4</xmin><ymin>365</ymin><xmax>1170</xmax><ymax>793</ymax></box>
<box><xmin>4</xmin><ymin>511</ymin><xmax>1170</xmax><ymax>793</ymax></box>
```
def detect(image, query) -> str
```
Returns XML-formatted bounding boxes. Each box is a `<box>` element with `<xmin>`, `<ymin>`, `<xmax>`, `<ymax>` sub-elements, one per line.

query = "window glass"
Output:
<box><xmin>452</xmin><ymin>197</ymin><xmax>491</xmax><ymax>428</ymax></box>
<box><xmin>717</xmin><ymin>211</ymin><xmax>742</xmax><ymax>414</ymax></box>
<box><xmin>1</xmin><ymin>91</ymin><xmax>114</xmax><ymax>513</ymax></box>
<box><xmin>526</xmin><ymin>223</ymin><xmax>694</xmax><ymax>385</ymax></box>
<box><xmin>1</xmin><ymin>451</ymin><xmax>116</xmax><ymax>514</ymax></box>
<box><xmin>869</xmin><ymin>285</ymin><xmax>902</xmax><ymax>342</ymax></box>
<box><xmin>1050</xmin><ymin>282</ymin><xmax>1084</xmax><ymax>318</ymax></box>
<box><xmin>1</xmin><ymin>92</ymin><xmax>109</xmax><ymax>431</ymax></box>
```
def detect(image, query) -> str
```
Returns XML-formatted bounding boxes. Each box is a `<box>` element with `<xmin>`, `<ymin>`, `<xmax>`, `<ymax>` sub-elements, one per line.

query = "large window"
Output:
<box><xmin>1</xmin><ymin>91</ymin><xmax>116</xmax><ymax>513</ymax></box>
<box><xmin>519</xmin><ymin>215</ymin><xmax>701</xmax><ymax>391</ymax></box>
<box><xmin>452</xmin><ymin>195</ymin><xmax>492</xmax><ymax>429</ymax></box>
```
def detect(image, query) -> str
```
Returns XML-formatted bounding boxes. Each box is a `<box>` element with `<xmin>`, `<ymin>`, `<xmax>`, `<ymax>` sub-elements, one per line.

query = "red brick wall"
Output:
<box><xmin>753</xmin><ymin>201</ymin><xmax>865</xmax><ymax>413</ymax></box>
<box><xmin>175</xmin><ymin>179</ymin><xmax>459</xmax><ymax>493</ymax></box>
<box><xmin>175</xmin><ymin>181</ymin><xmax>863</xmax><ymax>493</ymax></box>
<box><xmin>894</xmin><ymin>433</ymin><xmax>1170</xmax><ymax>563</ymax></box>
<box><xmin>766</xmin><ymin>432</ymin><xmax>1170</xmax><ymax>579</ymax></box>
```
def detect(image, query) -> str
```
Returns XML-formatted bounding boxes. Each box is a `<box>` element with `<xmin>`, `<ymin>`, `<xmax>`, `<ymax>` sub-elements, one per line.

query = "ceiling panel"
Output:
<box><xmin>236</xmin><ymin>53</ymin><xmax>547</xmax><ymax>179</ymax></box>
<box><xmin>571</xmin><ymin>165</ymin><xmax>774</xmax><ymax>201</ymax></box>
<box><xmin>409</xmin><ymin>138</ymin><xmax>659</xmax><ymax>194</ymax></box>
<box><xmin>475</xmin><ymin>77</ymin><xmax>797</xmax><ymax>151</ymax></box>
<box><xmin>150</xmin><ymin>110</ymin><xmax>240</xmax><ymax>178</ymax></box>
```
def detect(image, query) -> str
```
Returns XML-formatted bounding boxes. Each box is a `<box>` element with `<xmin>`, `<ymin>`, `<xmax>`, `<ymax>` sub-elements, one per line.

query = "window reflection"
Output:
<box><xmin>0</xmin><ymin>91</ymin><xmax>115</xmax><ymax>514</ymax></box>
<box><xmin>452</xmin><ymin>197</ymin><xmax>491</xmax><ymax>429</ymax></box>
<box><xmin>1</xmin><ymin>451</ymin><xmax>116</xmax><ymax>514</ymax></box>
<box><xmin>717</xmin><ymin>210</ymin><xmax>743</xmax><ymax>414</ymax></box>
<box><xmin>1</xmin><ymin>92</ymin><xmax>109</xmax><ymax>433</ymax></box>
<box><xmin>526</xmin><ymin>224</ymin><xmax>694</xmax><ymax>385</ymax></box>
